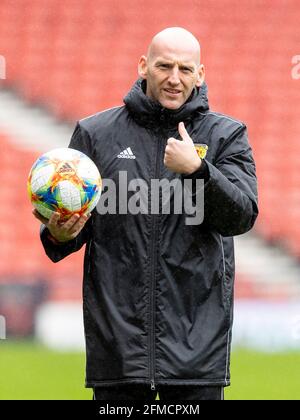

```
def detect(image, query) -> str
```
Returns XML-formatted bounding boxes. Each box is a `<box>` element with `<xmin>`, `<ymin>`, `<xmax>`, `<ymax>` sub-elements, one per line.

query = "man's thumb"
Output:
<box><xmin>178</xmin><ymin>122</ymin><xmax>193</xmax><ymax>143</ymax></box>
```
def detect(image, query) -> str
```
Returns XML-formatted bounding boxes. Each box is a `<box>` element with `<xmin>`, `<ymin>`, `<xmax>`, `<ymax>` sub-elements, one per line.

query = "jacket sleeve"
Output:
<box><xmin>186</xmin><ymin>125</ymin><xmax>258</xmax><ymax>237</ymax></box>
<box><xmin>40</xmin><ymin>123</ymin><xmax>93</xmax><ymax>263</ymax></box>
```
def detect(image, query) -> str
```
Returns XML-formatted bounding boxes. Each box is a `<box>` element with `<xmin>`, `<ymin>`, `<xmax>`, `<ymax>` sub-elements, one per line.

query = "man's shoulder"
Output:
<box><xmin>79</xmin><ymin>105</ymin><xmax>126</xmax><ymax>134</ymax></box>
<box><xmin>203</xmin><ymin>111</ymin><xmax>246</xmax><ymax>131</ymax></box>
<box><xmin>206</xmin><ymin>111</ymin><xmax>246</xmax><ymax>132</ymax></box>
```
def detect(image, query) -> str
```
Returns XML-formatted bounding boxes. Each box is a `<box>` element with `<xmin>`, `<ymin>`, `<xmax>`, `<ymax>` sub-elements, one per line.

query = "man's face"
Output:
<box><xmin>139</xmin><ymin>45</ymin><xmax>205</xmax><ymax>110</ymax></box>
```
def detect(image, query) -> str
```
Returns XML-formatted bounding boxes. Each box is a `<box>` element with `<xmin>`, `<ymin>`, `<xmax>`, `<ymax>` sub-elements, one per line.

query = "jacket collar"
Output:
<box><xmin>123</xmin><ymin>79</ymin><xmax>209</xmax><ymax>129</ymax></box>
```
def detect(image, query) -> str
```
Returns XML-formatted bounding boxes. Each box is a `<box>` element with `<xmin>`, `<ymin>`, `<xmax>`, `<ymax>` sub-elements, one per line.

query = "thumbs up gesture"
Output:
<box><xmin>164</xmin><ymin>122</ymin><xmax>202</xmax><ymax>175</ymax></box>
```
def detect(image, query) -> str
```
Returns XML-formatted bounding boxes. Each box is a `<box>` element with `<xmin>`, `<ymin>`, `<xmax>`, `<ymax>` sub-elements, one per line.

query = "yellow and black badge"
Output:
<box><xmin>194</xmin><ymin>144</ymin><xmax>208</xmax><ymax>159</ymax></box>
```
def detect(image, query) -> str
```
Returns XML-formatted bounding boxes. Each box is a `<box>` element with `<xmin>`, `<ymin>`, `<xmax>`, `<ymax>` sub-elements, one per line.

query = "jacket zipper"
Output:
<box><xmin>149</xmin><ymin>126</ymin><xmax>164</xmax><ymax>391</ymax></box>
<box><xmin>149</xmin><ymin>213</ymin><xmax>158</xmax><ymax>391</ymax></box>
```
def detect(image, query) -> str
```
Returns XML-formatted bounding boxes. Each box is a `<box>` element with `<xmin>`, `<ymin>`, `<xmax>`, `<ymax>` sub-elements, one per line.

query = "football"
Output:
<box><xmin>28</xmin><ymin>148</ymin><xmax>102</xmax><ymax>221</ymax></box>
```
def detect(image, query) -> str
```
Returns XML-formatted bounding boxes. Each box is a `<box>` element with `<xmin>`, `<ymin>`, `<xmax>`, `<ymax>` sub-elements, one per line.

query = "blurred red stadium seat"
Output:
<box><xmin>0</xmin><ymin>0</ymin><xmax>299</xmax><ymax>301</ymax></box>
<box><xmin>0</xmin><ymin>133</ymin><xmax>83</xmax><ymax>300</ymax></box>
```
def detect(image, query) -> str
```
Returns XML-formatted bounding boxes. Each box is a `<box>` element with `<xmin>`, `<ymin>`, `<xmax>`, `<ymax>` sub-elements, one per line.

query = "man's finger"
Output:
<box><xmin>165</xmin><ymin>144</ymin><xmax>172</xmax><ymax>155</ymax></box>
<box><xmin>69</xmin><ymin>215</ymin><xmax>90</xmax><ymax>236</ymax></box>
<box><xmin>48</xmin><ymin>212</ymin><xmax>61</xmax><ymax>227</ymax></box>
<box><xmin>68</xmin><ymin>214</ymin><xmax>90</xmax><ymax>234</ymax></box>
<box><xmin>32</xmin><ymin>209</ymin><xmax>48</xmax><ymax>225</ymax></box>
<box><xmin>178</xmin><ymin>122</ymin><xmax>193</xmax><ymax>143</ymax></box>
<box><xmin>167</xmin><ymin>137</ymin><xmax>177</xmax><ymax>146</ymax></box>
<box><xmin>61</xmin><ymin>214</ymin><xmax>81</xmax><ymax>231</ymax></box>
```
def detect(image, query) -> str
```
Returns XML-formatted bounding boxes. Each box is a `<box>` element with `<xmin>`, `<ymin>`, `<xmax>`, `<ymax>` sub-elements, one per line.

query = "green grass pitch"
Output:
<box><xmin>1</xmin><ymin>341</ymin><xmax>300</xmax><ymax>400</ymax></box>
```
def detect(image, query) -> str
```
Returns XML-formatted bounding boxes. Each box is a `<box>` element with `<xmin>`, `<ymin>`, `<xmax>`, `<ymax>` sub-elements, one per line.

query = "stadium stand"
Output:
<box><xmin>0</xmin><ymin>133</ymin><xmax>84</xmax><ymax>302</ymax></box>
<box><xmin>0</xmin><ymin>0</ymin><xmax>299</xmax><ymax>258</ymax></box>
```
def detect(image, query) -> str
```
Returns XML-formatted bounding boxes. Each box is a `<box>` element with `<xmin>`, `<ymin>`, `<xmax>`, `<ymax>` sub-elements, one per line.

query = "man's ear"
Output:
<box><xmin>138</xmin><ymin>55</ymin><xmax>148</xmax><ymax>79</ymax></box>
<box><xmin>196</xmin><ymin>64</ymin><xmax>205</xmax><ymax>87</ymax></box>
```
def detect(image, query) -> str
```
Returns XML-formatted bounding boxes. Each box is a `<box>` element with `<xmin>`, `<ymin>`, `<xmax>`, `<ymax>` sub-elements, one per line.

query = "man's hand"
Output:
<box><xmin>164</xmin><ymin>122</ymin><xmax>202</xmax><ymax>175</ymax></box>
<box><xmin>33</xmin><ymin>209</ymin><xmax>91</xmax><ymax>243</ymax></box>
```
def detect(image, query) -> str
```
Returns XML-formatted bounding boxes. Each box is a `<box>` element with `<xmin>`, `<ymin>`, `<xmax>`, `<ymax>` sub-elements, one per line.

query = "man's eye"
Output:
<box><xmin>181</xmin><ymin>68</ymin><xmax>193</xmax><ymax>73</ymax></box>
<box><xmin>159</xmin><ymin>64</ymin><xmax>169</xmax><ymax>69</ymax></box>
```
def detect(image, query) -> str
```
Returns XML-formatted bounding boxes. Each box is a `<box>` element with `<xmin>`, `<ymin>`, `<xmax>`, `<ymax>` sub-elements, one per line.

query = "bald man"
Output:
<box><xmin>36</xmin><ymin>27</ymin><xmax>258</xmax><ymax>400</ymax></box>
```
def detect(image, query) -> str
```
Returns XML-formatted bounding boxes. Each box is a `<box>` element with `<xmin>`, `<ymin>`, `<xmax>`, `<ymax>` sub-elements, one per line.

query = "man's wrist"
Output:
<box><xmin>46</xmin><ymin>232</ymin><xmax>70</xmax><ymax>245</ymax></box>
<box><xmin>183</xmin><ymin>159</ymin><xmax>210</xmax><ymax>183</ymax></box>
<box><xmin>185</xmin><ymin>158</ymin><xmax>202</xmax><ymax>175</ymax></box>
<box><xmin>47</xmin><ymin>233</ymin><xmax>62</xmax><ymax>245</ymax></box>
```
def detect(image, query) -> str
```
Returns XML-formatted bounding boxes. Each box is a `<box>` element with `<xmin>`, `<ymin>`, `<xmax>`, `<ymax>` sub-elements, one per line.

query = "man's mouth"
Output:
<box><xmin>164</xmin><ymin>88</ymin><xmax>182</xmax><ymax>96</ymax></box>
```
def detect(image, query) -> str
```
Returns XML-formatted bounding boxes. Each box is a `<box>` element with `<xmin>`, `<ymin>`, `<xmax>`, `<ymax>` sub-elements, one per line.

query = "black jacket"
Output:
<box><xmin>41</xmin><ymin>79</ymin><xmax>258</xmax><ymax>389</ymax></box>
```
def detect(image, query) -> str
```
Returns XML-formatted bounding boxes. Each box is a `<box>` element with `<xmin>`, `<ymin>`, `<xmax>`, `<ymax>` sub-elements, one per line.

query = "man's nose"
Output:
<box><xmin>168</xmin><ymin>67</ymin><xmax>180</xmax><ymax>85</ymax></box>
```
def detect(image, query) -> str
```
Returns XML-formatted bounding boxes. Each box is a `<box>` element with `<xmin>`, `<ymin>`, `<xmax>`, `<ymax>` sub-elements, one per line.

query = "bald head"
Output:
<box><xmin>147</xmin><ymin>27</ymin><xmax>201</xmax><ymax>66</ymax></box>
<box><xmin>138</xmin><ymin>27</ymin><xmax>205</xmax><ymax>109</ymax></box>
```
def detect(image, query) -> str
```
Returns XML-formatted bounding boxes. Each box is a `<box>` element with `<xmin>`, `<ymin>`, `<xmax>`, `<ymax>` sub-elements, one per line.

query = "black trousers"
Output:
<box><xmin>93</xmin><ymin>384</ymin><xmax>224</xmax><ymax>401</ymax></box>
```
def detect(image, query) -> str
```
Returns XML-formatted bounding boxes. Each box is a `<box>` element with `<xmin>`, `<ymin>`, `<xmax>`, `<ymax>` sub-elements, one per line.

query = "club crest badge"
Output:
<box><xmin>194</xmin><ymin>144</ymin><xmax>208</xmax><ymax>159</ymax></box>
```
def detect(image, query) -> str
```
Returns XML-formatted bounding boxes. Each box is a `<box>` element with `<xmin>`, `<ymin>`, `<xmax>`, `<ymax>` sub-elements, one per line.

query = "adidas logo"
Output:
<box><xmin>58</xmin><ymin>162</ymin><xmax>75</xmax><ymax>174</ymax></box>
<box><xmin>117</xmin><ymin>147</ymin><xmax>136</xmax><ymax>159</ymax></box>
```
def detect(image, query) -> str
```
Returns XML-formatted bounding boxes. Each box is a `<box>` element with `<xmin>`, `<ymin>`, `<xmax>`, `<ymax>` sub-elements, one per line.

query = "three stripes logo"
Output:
<box><xmin>117</xmin><ymin>147</ymin><xmax>136</xmax><ymax>160</ymax></box>
<box><xmin>58</xmin><ymin>162</ymin><xmax>75</xmax><ymax>174</ymax></box>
